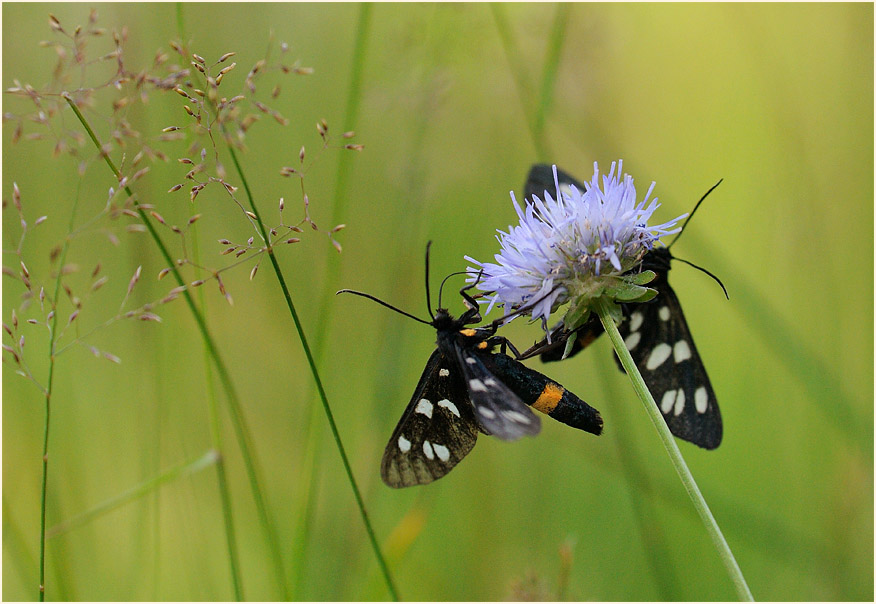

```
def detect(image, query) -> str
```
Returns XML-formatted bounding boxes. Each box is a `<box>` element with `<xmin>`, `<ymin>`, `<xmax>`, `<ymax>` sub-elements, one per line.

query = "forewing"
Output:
<box><xmin>381</xmin><ymin>350</ymin><xmax>480</xmax><ymax>488</ymax></box>
<box><xmin>455</xmin><ymin>346</ymin><xmax>541</xmax><ymax>440</ymax></box>
<box><xmin>618</xmin><ymin>285</ymin><xmax>722</xmax><ymax>449</ymax></box>
<box><xmin>524</xmin><ymin>164</ymin><xmax>587</xmax><ymax>201</ymax></box>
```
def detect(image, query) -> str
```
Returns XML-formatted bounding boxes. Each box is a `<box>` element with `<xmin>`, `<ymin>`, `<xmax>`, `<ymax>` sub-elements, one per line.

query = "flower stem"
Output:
<box><xmin>594</xmin><ymin>298</ymin><xmax>754</xmax><ymax>601</ymax></box>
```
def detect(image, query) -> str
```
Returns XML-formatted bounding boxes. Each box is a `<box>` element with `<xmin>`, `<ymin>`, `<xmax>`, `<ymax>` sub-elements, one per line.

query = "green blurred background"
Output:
<box><xmin>3</xmin><ymin>3</ymin><xmax>872</xmax><ymax>601</ymax></box>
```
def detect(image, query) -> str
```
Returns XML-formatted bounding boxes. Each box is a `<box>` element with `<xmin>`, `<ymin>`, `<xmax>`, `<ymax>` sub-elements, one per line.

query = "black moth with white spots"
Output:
<box><xmin>339</xmin><ymin>245</ymin><xmax>603</xmax><ymax>488</ymax></box>
<box><xmin>520</xmin><ymin>164</ymin><xmax>723</xmax><ymax>450</ymax></box>
<box><xmin>381</xmin><ymin>305</ymin><xmax>603</xmax><ymax>488</ymax></box>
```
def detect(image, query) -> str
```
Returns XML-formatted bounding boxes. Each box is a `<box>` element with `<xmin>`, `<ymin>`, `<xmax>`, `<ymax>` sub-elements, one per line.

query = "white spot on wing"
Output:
<box><xmin>433</xmin><ymin>443</ymin><xmax>450</xmax><ymax>462</ymax></box>
<box><xmin>478</xmin><ymin>407</ymin><xmax>496</xmax><ymax>419</ymax></box>
<box><xmin>398</xmin><ymin>435</ymin><xmax>411</xmax><ymax>453</ymax></box>
<box><xmin>415</xmin><ymin>398</ymin><xmax>433</xmax><ymax>418</ymax></box>
<box><xmin>645</xmin><ymin>343</ymin><xmax>673</xmax><ymax>370</ymax></box>
<box><xmin>630</xmin><ymin>312</ymin><xmax>644</xmax><ymax>332</ymax></box>
<box><xmin>695</xmin><ymin>386</ymin><xmax>708</xmax><ymax>414</ymax></box>
<box><xmin>439</xmin><ymin>368</ymin><xmax>450</xmax><ymax>377</ymax></box>
<box><xmin>422</xmin><ymin>440</ymin><xmax>435</xmax><ymax>460</ymax></box>
<box><xmin>658</xmin><ymin>306</ymin><xmax>671</xmax><ymax>321</ymax></box>
<box><xmin>484</xmin><ymin>378</ymin><xmax>498</xmax><ymax>387</ymax></box>
<box><xmin>660</xmin><ymin>390</ymin><xmax>677</xmax><ymax>414</ymax></box>
<box><xmin>437</xmin><ymin>398</ymin><xmax>460</xmax><ymax>417</ymax></box>
<box><xmin>673</xmin><ymin>389</ymin><xmax>686</xmax><ymax>416</ymax></box>
<box><xmin>469</xmin><ymin>379</ymin><xmax>487</xmax><ymax>392</ymax></box>
<box><xmin>625</xmin><ymin>331</ymin><xmax>642</xmax><ymax>351</ymax></box>
<box><xmin>674</xmin><ymin>340</ymin><xmax>692</xmax><ymax>363</ymax></box>
<box><xmin>502</xmin><ymin>410</ymin><xmax>531</xmax><ymax>424</ymax></box>
<box><xmin>465</xmin><ymin>356</ymin><xmax>477</xmax><ymax>365</ymax></box>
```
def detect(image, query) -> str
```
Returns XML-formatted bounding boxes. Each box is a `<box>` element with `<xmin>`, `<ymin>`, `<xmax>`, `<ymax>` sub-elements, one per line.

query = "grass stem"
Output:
<box><xmin>38</xmin><ymin>178</ymin><xmax>86</xmax><ymax>600</ymax></box>
<box><xmin>65</xmin><ymin>94</ymin><xmax>248</xmax><ymax>600</ymax></box>
<box><xmin>293</xmin><ymin>3</ymin><xmax>372</xmax><ymax>596</ymax></box>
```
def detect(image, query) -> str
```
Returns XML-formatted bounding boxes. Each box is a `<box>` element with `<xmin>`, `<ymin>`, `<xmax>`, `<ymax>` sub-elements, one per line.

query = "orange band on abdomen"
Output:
<box><xmin>532</xmin><ymin>382</ymin><xmax>563</xmax><ymax>414</ymax></box>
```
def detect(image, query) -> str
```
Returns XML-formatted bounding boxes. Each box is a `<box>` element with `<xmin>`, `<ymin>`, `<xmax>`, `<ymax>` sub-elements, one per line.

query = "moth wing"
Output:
<box><xmin>619</xmin><ymin>283</ymin><xmax>722</xmax><ymax>449</ymax></box>
<box><xmin>381</xmin><ymin>349</ymin><xmax>480</xmax><ymax>488</ymax></box>
<box><xmin>524</xmin><ymin>164</ymin><xmax>587</xmax><ymax>201</ymax></box>
<box><xmin>455</xmin><ymin>346</ymin><xmax>541</xmax><ymax>441</ymax></box>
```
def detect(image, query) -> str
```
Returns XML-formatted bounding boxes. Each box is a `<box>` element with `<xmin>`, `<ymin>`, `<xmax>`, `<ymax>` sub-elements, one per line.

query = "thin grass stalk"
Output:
<box><xmin>222</xmin><ymin>142</ymin><xmax>400</xmax><ymax>601</ymax></box>
<box><xmin>37</xmin><ymin>178</ymin><xmax>84</xmax><ymax>601</ymax></box>
<box><xmin>210</xmin><ymin>448</ymin><xmax>243</xmax><ymax>600</ymax></box>
<box><xmin>594</xmin><ymin>298</ymin><xmax>754</xmax><ymax>601</ymax></box>
<box><xmin>292</xmin><ymin>3</ymin><xmax>373</xmax><ymax>596</ymax></box>
<box><xmin>64</xmin><ymin>95</ymin><xmax>249</xmax><ymax>599</ymax></box>
<box><xmin>531</xmin><ymin>3</ymin><xmax>569</xmax><ymax>158</ymax></box>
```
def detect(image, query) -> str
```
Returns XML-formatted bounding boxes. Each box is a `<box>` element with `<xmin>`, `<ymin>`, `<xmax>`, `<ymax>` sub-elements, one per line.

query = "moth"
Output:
<box><xmin>338</xmin><ymin>243</ymin><xmax>603</xmax><ymax>488</ymax></box>
<box><xmin>519</xmin><ymin>164</ymin><xmax>725</xmax><ymax>450</ymax></box>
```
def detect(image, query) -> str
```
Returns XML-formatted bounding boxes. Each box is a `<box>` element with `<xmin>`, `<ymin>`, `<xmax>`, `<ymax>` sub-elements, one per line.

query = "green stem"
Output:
<box><xmin>594</xmin><ymin>298</ymin><xmax>754</xmax><ymax>602</ymax></box>
<box><xmin>64</xmin><ymin>94</ymin><xmax>247</xmax><ymax>600</ymax></box>
<box><xmin>38</xmin><ymin>179</ymin><xmax>85</xmax><ymax>600</ymax></box>
<box><xmin>223</xmin><ymin>143</ymin><xmax>399</xmax><ymax>601</ymax></box>
<box><xmin>173</xmin><ymin>10</ymin><xmax>292</xmax><ymax>595</ymax></box>
<box><xmin>294</xmin><ymin>3</ymin><xmax>372</xmax><ymax>595</ymax></box>
<box><xmin>39</xmin><ymin>349</ymin><xmax>51</xmax><ymax>603</ymax></box>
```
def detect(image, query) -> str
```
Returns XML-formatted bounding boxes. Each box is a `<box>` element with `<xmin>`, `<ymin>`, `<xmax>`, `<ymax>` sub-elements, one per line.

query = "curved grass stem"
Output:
<box><xmin>594</xmin><ymin>298</ymin><xmax>754</xmax><ymax>601</ymax></box>
<box><xmin>65</xmin><ymin>95</ymin><xmax>247</xmax><ymax>600</ymax></box>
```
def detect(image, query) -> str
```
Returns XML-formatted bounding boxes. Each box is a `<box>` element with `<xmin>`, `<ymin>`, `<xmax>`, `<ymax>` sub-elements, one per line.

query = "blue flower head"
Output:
<box><xmin>466</xmin><ymin>161</ymin><xmax>686</xmax><ymax>333</ymax></box>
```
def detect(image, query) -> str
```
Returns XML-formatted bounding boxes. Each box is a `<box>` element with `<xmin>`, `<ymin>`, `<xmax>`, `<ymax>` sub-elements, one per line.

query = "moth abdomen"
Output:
<box><xmin>484</xmin><ymin>353</ymin><xmax>603</xmax><ymax>436</ymax></box>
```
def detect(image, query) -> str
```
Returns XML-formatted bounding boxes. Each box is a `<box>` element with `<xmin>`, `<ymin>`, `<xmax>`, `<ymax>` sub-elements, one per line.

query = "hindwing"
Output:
<box><xmin>454</xmin><ymin>345</ymin><xmax>541</xmax><ymax>441</ymax></box>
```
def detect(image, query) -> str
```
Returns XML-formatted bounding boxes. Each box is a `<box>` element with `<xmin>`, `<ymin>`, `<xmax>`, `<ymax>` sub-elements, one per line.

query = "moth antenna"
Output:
<box><xmin>424</xmin><ymin>241</ymin><xmax>435</xmax><ymax>320</ymax></box>
<box><xmin>336</xmin><ymin>289</ymin><xmax>433</xmax><ymax>325</ymax></box>
<box><xmin>668</xmin><ymin>179</ymin><xmax>723</xmax><ymax>250</ymax></box>
<box><xmin>672</xmin><ymin>257</ymin><xmax>730</xmax><ymax>300</ymax></box>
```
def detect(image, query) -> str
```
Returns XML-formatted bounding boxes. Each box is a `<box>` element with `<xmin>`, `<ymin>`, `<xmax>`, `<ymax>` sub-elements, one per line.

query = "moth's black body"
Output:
<box><xmin>342</xmin><ymin>260</ymin><xmax>603</xmax><ymax>489</ymax></box>
<box><xmin>520</xmin><ymin>164</ymin><xmax>722</xmax><ymax>450</ymax></box>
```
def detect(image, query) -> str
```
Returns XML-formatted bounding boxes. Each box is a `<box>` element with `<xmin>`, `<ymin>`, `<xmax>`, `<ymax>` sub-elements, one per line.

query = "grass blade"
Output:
<box><xmin>47</xmin><ymin>451</ymin><xmax>218</xmax><ymax>539</ymax></box>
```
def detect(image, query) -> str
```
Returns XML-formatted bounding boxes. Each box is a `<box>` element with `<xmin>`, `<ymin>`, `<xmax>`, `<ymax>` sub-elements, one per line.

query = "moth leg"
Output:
<box><xmin>489</xmin><ymin>335</ymin><xmax>521</xmax><ymax>359</ymax></box>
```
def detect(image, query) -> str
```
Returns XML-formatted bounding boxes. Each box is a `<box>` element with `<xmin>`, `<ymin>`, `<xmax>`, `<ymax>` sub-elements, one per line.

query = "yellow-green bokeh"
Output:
<box><xmin>3</xmin><ymin>3</ymin><xmax>872</xmax><ymax>601</ymax></box>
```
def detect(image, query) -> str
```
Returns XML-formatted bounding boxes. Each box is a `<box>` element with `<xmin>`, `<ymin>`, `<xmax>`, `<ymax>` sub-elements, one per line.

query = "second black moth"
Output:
<box><xmin>520</xmin><ymin>164</ymin><xmax>724</xmax><ymax>450</ymax></box>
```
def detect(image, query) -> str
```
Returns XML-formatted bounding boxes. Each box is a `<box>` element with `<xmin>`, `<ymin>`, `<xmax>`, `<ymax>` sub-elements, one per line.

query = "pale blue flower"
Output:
<box><xmin>466</xmin><ymin>161</ymin><xmax>686</xmax><ymax>330</ymax></box>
